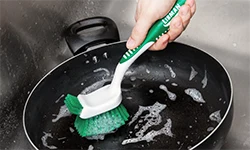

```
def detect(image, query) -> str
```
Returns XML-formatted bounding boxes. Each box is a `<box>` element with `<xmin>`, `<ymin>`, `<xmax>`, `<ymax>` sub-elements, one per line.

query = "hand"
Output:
<box><xmin>126</xmin><ymin>0</ymin><xmax>196</xmax><ymax>50</ymax></box>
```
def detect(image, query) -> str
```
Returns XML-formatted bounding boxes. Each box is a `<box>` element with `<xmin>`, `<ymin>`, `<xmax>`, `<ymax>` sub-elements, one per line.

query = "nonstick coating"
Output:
<box><xmin>23</xmin><ymin>42</ymin><xmax>232</xmax><ymax>150</ymax></box>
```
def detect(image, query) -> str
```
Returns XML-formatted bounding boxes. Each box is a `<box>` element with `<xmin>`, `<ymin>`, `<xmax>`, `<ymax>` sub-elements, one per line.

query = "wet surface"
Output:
<box><xmin>0</xmin><ymin>0</ymin><xmax>249</xmax><ymax>149</ymax></box>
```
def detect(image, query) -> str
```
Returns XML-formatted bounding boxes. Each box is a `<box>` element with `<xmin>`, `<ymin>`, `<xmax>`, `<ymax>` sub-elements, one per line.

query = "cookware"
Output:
<box><xmin>23</xmin><ymin>17</ymin><xmax>233</xmax><ymax>150</ymax></box>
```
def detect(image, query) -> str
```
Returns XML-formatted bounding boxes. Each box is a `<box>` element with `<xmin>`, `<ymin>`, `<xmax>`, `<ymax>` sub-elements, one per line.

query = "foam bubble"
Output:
<box><xmin>52</xmin><ymin>105</ymin><xmax>71</xmax><ymax>122</ymax></box>
<box><xmin>93</xmin><ymin>68</ymin><xmax>111</xmax><ymax>77</ymax></box>
<box><xmin>189</xmin><ymin>66</ymin><xmax>198</xmax><ymax>81</ymax></box>
<box><xmin>209</xmin><ymin>110</ymin><xmax>221</xmax><ymax>123</ymax></box>
<box><xmin>88</xmin><ymin>145</ymin><xmax>94</xmax><ymax>150</ymax></box>
<box><xmin>41</xmin><ymin>132</ymin><xmax>57</xmax><ymax>149</ymax></box>
<box><xmin>201</xmin><ymin>70</ymin><xmax>208</xmax><ymax>88</ymax></box>
<box><xmin>184</xmin><ymin>88</ymin><xmax>205</xmax><ymax>103</ymax></box>
<box><xmin>122</xmin><ymin>119</ymin><xmax>173</xmax><ymax>145</ymax></box>
<box><xmin>159</xmin><ymin>85</ymin><xmax>177</xmax><ymax>101</ymax></box>
<box><xmin>164</xmin><ymin>64</ymin><xmax>176</xmax><ymax>78</ymax></box>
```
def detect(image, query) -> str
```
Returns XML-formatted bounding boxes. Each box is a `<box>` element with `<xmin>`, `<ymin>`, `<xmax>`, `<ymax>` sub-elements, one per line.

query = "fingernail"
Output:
<box><xmin>127</xmin><ymin>37</ymin><xmax>135</xmax><ymax>48</ymax></box>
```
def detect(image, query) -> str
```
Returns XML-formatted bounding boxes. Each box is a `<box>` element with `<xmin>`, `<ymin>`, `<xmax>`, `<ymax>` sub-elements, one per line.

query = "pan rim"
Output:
<box><xmin>22</xmin><ymin>41</ymin><xmax>233</xmax><ymax>150</ymax></box>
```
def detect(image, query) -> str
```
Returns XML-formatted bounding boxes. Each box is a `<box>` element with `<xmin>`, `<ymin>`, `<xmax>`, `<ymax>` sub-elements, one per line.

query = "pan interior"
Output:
<box><xmin>24</xmin><ymin>42</ymin><xmax>231</xmax><ymax>149</ymax></box>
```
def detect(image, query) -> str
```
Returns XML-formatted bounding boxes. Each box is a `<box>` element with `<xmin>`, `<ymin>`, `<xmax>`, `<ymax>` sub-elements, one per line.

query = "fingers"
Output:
<box><xmin>128</xmin><ymin>0</ymin><xmax>196</xmax><ymax>51</ymax></box>
<box><xmin>150</xmin><ymin>16</ymin><xmax>184</xmax><ymax>50</ymax></box>
<box><xmin>149</xmin><ymin>34</ymin><xmax>170</xmax><ymax>51</ymax></box>
<box><xmin>179</xmin><ymin>4</ymin><xmax>192</xmax><ymax>29</ymax></box>
<box><xmin>126</xmin><ymin>15</ymin><xmax>155</xmax><ymax>49</ymax></box>
<box><xmin>186</xmin><ymin>0</ymin><xmax>196</xmax><ymax>16</ymax></box>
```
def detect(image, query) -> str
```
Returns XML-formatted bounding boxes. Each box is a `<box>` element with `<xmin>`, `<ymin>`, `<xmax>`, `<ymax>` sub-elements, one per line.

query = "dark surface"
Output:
<box><xmin>24</xmin><ymin>42</ymin><xmax>232</xmax><ymax>149</ymax></box>
<box><xmin>0</xmin><ymin>0</ymin><xmax>249</xmax><ymax>150</ymax></box>
<box><xmin>64</xmin><ymin>16</ymin><xmax>120</xmax><ymax>55</ymax></box>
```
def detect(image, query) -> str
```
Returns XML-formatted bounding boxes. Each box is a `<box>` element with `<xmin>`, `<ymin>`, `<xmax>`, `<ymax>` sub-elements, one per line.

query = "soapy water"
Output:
<box><xmin>69</xmin><ymin>127</ymin><xmax>75</xmax><ymax>133</ymax></box>
<box><xmin>123</xmin><ymin>102</ymin><xmax>173</xmax><ymax>145</ymax></box>
<box><xmin>58</xmin><ymin>137</ymin><xmax>66</xmax><ymax>140</ymax></box>
<box><xmin>55</xmin><ymin>94</ymin><xmax>65</xmax><ymax>103</ymax></box>
<box><xmin>207</xmin><ymin>127</ymin><xmax>214</xmax><ymax>132</ymax></box>
<box><xmin>189</xmin><ymin>66</ymin><xmax>198</xmax><ymax>81</ymax></box>
<box><xmin>86</xmin><ymin>134</ymin><xmax>105</xmax><ymax>140</ymax></box>
<box><xmin>164</xmin><ymin>64</ymin><xmax>176</xmax><ymax>78</ymax></box>
<box><xmin>93</xmin><ymin>68</ymin><xmax>111</xmax><ymax>77</ymax></box>
<box><xmin>130</xmin><ymin>76</ymin><xmax>137</xmax><ymax>81</ymax></box>
<box><xmin>41</xmin><ymin>132</ymin><xmax>57</xmax><ymax>149</ymax></box>
<box><xmin>201</xmin><ymin>70</ymin><xmax>208</xmax><ymax>88</ymax></box>
<box><xmin>126</xmin><ymin>97</ymin><xmax>133</xmax><ymax>100</ymax></box>
<box><xmin>128</xmin><ymin>102</ymin><xmax>166</xmax><ymax>126</ymax></box>
<box><xmin>209</xmin><ymin>110</ymin><xmax>221</xmax><ymax>123</ymax></box>
<box><xmin>80</xmin><ymin>79</ymin><xmax>111</xmax><ymax>94</ymax></box>
<box><xmin>79</xmin><ymin>67</ymin><xmax>112</xmax><ymax>94</ymax></box>
<box><xmin>52</xmin><ymin>105</ymin><xmax>71</xmax><ymax>122</ymax></box>
<box><xmin>122</xmin><ymin>119</ymin><xmax>173</xmax><ymax>145</ymax></box>
<box><xmin>103</xmin><ymin>52</ymin><xmax>108</xmax><ymax>59</ymax></box>
<box><xmin>184</xmin><ymin>88</ymin><xmax>205</xmax><ymax>103</ymax></box>
<box><xmin>146</xmin><ymin>68</ymin><xmax>150</xmax><ymax>74</ymax></box>
<box><xmin>85</xmin><ymin>130</ymin><xmax>116</xmax><ymax>141</ymax></box>
<box><xmin>92</xmin><ymin>56</ymin><xmax>98</xmax><ymax>64</ymax></box>
<box><xmin>159</xmin><ymin>85</ymin><xmax>177</xmax><ymax>101</ymax></box>
<box><xmin>171</xmin><ymin>83</ymin><xmax>178</xmax><ymax>87</ymax></box>
<box><xmin>149</xmin><ymin>89</ymin><xmax>154</xmax><ymax>93</ymax></box>
<box><xmin>88</xmin><ymin>145</ymin><xmax>94</xmax><ymax>150</ymax></box>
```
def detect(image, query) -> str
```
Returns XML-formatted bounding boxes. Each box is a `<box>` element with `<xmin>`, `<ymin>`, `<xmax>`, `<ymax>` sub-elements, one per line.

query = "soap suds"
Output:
<box><xmin>69</xmin><ymin>127</ymin><xmax>75</xmax><ymax>133</ymax></box>
<box><xmin>93</xmin><ymin>68</ymin><xmax>110</xmax><ymax>77</ymax></box>
<box><xmin>122</xmin><ymin>119</ymin><xmax>173</xmax><ymax>145</ymax></box>
<box><xmin>103</xmin><ymin>52</ymin><xmax>108</xmax><ymax>59</ymax></box>
<box><xmin>81</xmin><ymin>79</ymin><xmax>111</xmax><ymax>94</ymax></box>
<box><xmin>207</xmin><ymin>127</ymin><xmax>214</xmax><ymax>132</ymax></box>
<box><xmin>123</xmin><ymin>102</ymin><xmax>173</xmax><ymax>145</ymax></box>
<box><xmin>171</xmin><ymin>83</ymin><xmax>178</xmax><ymax>86</ymax></box>
<box><xmin>159</xmin><ymin>85</ymin><xmax>177</xmax><ymax>101</ymax></box>
<box><xmin>41</xmin><ymin>132</ymin><xmax>57</xmax><ymax>149</ymax></box>
<box><xmin>130</xmin><ymin>76</ymin><xmax>137</xmax><ymax>81</ymax></box>
<box><xmin>146</xmin><ymin>69</ymin><xmax>150</xmax><ymax>74</ymax></box>
<box><xmin>92</xmin><ymin>56</ymin><xmax>98</xmax><ymax>64</ymax></box>
<box><xmin>88</xmin><ymin>145</ymin><xmax>94</xmax><ymax>150</ymax></box>
<box><xmin>164</xmin><ymin>64</ymin><xmax>176</xmax><ymax>78</ymax></box>
<box><xmin>209</xmin><ymin>110</ymin><xmax>221</xmax><ymax>123</ymax></box>
<box><xmin>149</xmin><ymin>89</ymin><xmax>154</xmax><ymax>93</ymax></box>
<box><xmin>86</xmin><ymin>134</ymin><xmax>105</xmax><ymax>140</ymax></box>
<box><xmin>189</xmin><ymin>66</ymin><xmax>198</xmax><ymax>81</ymax></box>
<box><xmin>201</xmin><ymin>70</ymin><xmax>208</xmax><ymax>88</ymax></box>
<box><xmin>52</xmin><ymin>105</ymin><xmax>71</xmax><ymax>122</ymax></box>
<box><xmin>128</xmin><ymin>102</ymin><xmax>166</xmax><ymax>126</ymax></box>
<box><xmin>184</xmin><ymin>88</ymin><xmax>205</xmax><ymax>103</ymax></box>
<box><xmin>55</xmin><ymin>94</ymin><xmax>65</xmax><ymax>103</ymax></box>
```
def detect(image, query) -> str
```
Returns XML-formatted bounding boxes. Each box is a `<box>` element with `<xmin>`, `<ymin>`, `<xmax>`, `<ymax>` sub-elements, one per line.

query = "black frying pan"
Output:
<box><xmin>23</xmin><ymin>17</ymin><xmax>233</xmax><ymax>150</ymax></box>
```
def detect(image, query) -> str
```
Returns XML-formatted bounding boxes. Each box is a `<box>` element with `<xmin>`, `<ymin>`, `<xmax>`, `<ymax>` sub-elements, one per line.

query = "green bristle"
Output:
<box><xmin>73</xmin><ymin>104</ymin><xmax>130</xmax><ymax>137</ymax></box>
<box><xmin>64</xmin><ymin>94</ymin><xmax>83</xmax><ymax>115</ymax></box>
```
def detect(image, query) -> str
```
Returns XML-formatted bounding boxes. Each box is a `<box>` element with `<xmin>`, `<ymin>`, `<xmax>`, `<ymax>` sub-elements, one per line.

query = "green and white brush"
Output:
<box><xmin>65</xmin><ymin>0</ymin><xmax>186</xmax><ymax>137</ymax></box>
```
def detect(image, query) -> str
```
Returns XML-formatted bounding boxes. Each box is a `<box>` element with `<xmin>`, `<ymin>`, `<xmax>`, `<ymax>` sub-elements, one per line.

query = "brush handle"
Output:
<box><xmin>120</xmin><ymin>0</ymin><xmax>186</xmax><ymax>64</ymax></box>
<box><xmin>110</xmin><ymin>0</ymin><xmax>186</xmax><ymax>89</ymax></box>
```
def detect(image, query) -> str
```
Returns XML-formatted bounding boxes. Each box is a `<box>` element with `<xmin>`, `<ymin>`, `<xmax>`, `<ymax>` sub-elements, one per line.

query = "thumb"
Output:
<box><xmin>126</xmin><ymin>16</ymin><xmax>155</xmax><ymax>49</ymax></box>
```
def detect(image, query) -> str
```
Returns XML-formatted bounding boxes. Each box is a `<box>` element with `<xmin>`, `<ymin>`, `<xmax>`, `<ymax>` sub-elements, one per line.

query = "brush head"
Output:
<box><xmin>64</xmin><ymin>94</ymin><xmax>129</xmax><ymax>137</ymax></box>
<box><xmin>64</xmin><ymin>94</ymin><xmax>83</xmax><ymax>115</ymax></box>
<box><xmin>74</xmin><ymin>104</ymin><xmax>129</xmax><ymax>137</ymax></box>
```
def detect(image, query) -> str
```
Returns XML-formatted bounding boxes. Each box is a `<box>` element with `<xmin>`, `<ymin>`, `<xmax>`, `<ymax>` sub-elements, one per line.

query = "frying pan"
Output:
<box><xmin>23</xmin><ymin>17</ymin><xmax>233</xmax><ymax>150</ymax></box>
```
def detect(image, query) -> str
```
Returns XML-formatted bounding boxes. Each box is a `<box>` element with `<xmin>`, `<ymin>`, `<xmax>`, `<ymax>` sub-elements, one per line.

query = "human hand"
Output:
<box><xmin>126</xmin><ymin>0</ymin><xmax>196</xmax><ymax>50</ymax></box>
